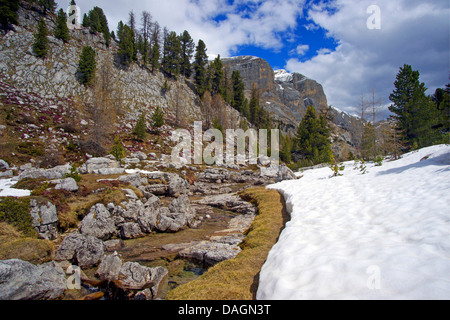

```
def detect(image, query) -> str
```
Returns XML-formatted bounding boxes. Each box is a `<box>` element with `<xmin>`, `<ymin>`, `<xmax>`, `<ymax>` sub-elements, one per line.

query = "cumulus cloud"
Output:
<box><xmin>286</xmin><ymin>0</ymin><xmax>450</xmax><ymax>116</ymax></box>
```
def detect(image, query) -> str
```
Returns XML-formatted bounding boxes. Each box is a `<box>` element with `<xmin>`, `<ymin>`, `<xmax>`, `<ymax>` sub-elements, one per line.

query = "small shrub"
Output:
<box><xmin>374</xmin><ymin>155</ymin><xmax>384</xmax><ymax>166</ymax></box>
<box><xmin>110</xmin><ymin>136</ymin><xmax>125</xmax><ymax>162</ymax></box>
<box><xmin>64</xmin><ymin>166</ymin><xmax>82</xmax><ymax>183</ymax></box>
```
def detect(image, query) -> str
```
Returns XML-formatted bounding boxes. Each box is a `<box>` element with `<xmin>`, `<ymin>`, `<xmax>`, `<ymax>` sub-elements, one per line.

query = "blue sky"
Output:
<box><xmin>57</xmin><ymin>0</ymin><xmax>449</xmax><ymax>118</ymax></box>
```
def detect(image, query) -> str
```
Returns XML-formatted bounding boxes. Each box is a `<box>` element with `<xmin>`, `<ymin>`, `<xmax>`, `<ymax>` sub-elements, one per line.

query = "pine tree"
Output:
<box><xmin>150</xmin><ymin>41</ymin><xmax>160</xmax><ymax>72</ymax></box>
<box><xmin>32</xmin><ymin>18</ymin><xmax>49</xmax><ymax>58</ymax></box>
<box><xmin>294</xmin><ymin>105</ymin><xmax>332</xmax><ymax>165</ymax></box>
<box><xmin>0</xmin><ymin>0</ymin><xmax>20</xmax><ymax>31</ymax></box>
<box><xmin>118</xmin><ymin>24</ymin><xmax>135</xmax><ymax>67</ymax></box>
<box><xmin>133</xmin><ymin>112</ymin><xmax>147</xmax><ymax>141</ymax></box>
<box><xmin>231</xmin><ymin>70</ymin><xmax>245</xmax><ymax>113</ymax></box>
<box><xmin>179</xmin><ymin>30</ymin><xmax>195</xmax><ymax>78</ymax></box>
<box><xmin>38</xmin><ymin>0</ymin><xmax>57</xmax><ymax>16</ymax></box>
<box><xmin>389</xmin><ymin>64</ymin><xmax>441</xmax><ymax>149</ymax></box>
<box><xmin>161</xmin><ymin>31</ymin><xmax>181</xmax><ymax>77</ymax></box>
<box><xmin>54</xmin><ymin>8</ymin><xmax>70</xmax><ymax>43</ymax></box>
<box><xmin>210</xmin><ymin>55</ymin><xmax>224</xmax><ymax>96</ymax></box>
<box><xmin>77</xmin><ymin>46</ymin><xmax>96</xmax><ymax>85</ymax></box>
<box><xmin>151</xmin><ymin>106</ymin><xmax>164</xmax><ymax>133</ymax></box>
<box><xmin>110</xmin><ymin>136</ymin><xmax>125</xmax><ymax>162</ymax></box>
<box><xmin>194</xmin><ymin>40</ymin><xmax>208</xmax><ymax>96</ymax></box>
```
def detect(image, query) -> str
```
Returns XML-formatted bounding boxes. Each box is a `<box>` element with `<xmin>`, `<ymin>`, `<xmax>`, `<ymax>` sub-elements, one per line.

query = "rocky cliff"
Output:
<box><xmin>223</xmin><ymin>56</ymin><xmax>364</xmax><ymax>158</ymax></box>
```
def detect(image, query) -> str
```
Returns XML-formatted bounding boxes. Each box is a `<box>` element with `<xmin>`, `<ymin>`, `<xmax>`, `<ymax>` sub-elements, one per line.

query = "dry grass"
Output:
<box><xmin>0</xmin><ymin>222</ymin><xmax>55</xmax><ymax>264</ymax></box>
<box><xmin>166</xmin><ymin>187</ymin><xmax>289</xmax><ymax>300</ymax></box>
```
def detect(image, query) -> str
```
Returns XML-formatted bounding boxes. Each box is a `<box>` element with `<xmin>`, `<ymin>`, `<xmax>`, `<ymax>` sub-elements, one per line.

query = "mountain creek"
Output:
<box><xmin>63</xmin><ymin>182</ymin><xmax>256</xmax><ymax>300</ymax></box>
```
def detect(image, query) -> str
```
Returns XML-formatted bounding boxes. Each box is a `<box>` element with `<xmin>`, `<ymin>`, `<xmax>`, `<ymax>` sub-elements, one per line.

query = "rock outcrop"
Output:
<box><xmin>0</xmin><ymin>259</ymin><xmax>66</xmax><ymax>300</ymax></box>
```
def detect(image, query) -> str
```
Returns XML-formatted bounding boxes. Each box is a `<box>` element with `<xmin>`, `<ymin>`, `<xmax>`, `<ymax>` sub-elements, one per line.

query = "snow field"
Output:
<box><xmin>258</xmin><ymin>145</ymin><xmax>450</xmax><ymax>300</ymax></box>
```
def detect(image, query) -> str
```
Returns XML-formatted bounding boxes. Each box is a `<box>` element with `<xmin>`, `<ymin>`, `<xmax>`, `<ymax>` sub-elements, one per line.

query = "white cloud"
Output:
<box><xmin>290</xmin><ymin>44</ymin><xmax>310</xmax><ymax>56</ymax></box>
<box><xmin>286</xmin><ymin>0</ymin><xmax>450</xmax><ymax>116</ymax></box>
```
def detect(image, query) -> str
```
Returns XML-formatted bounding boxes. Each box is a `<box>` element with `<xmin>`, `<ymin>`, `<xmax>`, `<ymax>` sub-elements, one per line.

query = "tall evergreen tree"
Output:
<box><xmin>0</xmin><ymin>0</ymin><xmax>20</xmax><ymax>31</ymax></box>
<box><xmin>32</xmin><ymin>18</ymin><xmax>49</xmax><ymax>58</ymax></box>
<box><xmin>389</xmin><ymin>64</ymin><xmax>441</xmax><ymax>149</ymax></box>
<box><xmin>179</xmin><ymin>30</ymin><xmax>195</xmax><ymax>78</ymax></box>
<box><xmin>54</xmin><ymin>8</ymin><xmax>70</xmax><ymax>43</ymax></box>
<box><xmin>231</xmin><ymin>70</ymin><xmax>245</xmax><ymax>113</ymax></box>
<box><xmin>294</xmin><ymin>105</ymin><xmax>332</xmax><ymax>165</ymax></box>
<box><xmin>161</xmin><ymin>31</ymin><xmax>181</xmax><ymax>77</ymax></box>
<box><xmin>77</xmin><ymin>46</ymin><xmax>96</xmax><ymax>85</ymax></box>
<box><xmin>194</xmin><ymin>40</ymin><xmax>208</xmax><ymax>96</ymax></box>
<box><xmin>210</xmin><ymin>55</ymin><xmax>224</xmax><ymax>96</ymax></box>
<box><xmin>117</xmin><ymin>24</ymin><xmax>135</xmax><ymax>67</ymax></box>
<box><xmin>150</xmin><ymin>41</ymin><xmax>160</xmax><ymax>72</ymax></box>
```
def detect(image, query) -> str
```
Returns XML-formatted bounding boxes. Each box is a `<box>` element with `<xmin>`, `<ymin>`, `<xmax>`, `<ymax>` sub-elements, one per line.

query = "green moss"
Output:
<box><xmin>0</xmin><ymin>197</ymin><xmax>36</xmax><ymax>238</ymax></box>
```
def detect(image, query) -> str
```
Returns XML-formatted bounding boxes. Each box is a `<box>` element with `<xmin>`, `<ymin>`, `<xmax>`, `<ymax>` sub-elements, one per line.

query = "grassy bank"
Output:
<box><xmin>166</xmin><ymin>187</ymin><xmax>289</xmax><ymax>300</ymax></box>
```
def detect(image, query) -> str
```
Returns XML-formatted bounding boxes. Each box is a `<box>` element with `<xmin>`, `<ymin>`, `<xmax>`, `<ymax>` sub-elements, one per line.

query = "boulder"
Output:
<box><xmin>95</xmin><ymin>252</ymin><xmax>123</xmax><ymax>281</ymax></box>
<box><xmin>0</xmin><ymin>259</ymin><xmax>66</xmax><ymax>300</ymax></box>
<box><xmin>54</xmin><ymin>232</ymin><xmax>104</xmax><ymax>269</ymax></box>
<box><xmin>79</xmin><ymin>203</ymin><xmax>117</xmax><ymax>241</ymax></box>
<box><xmin>120</xmin><ymin>222</ymin><xmax>144</xmax><ymax>239</ymax></box>
<box><xmin>0</xmin><ymin>160</ymin><xmax>9</xmax><ymax>170</ymax></box>
<box><xmin>178</xmin><ymin>242</ymin><xmax>242</xmax><ymax>267</ymax></box>
<box><xmin>276</xmin><ymin>164</ymin><xmax>297</xmax><ymax>182</ymax></box>
<box><xmin>196</xmin><ymin>193</ymin><xmax>256</xmax><ymax>215</ymax></box>
<box><xmin>118</xmin><ymin>174</ymin><xmax>148</xmax><ymax>188</ymax></box>
<box><xmin>29</xmin><ymin>199</ymin><xmax>58</xmax><ymax>240</ymax></box>
<box><xmin>55</xmin><ymin>177</ymin><xmax>78</xmax><ymax>192</ymax></box>
<box><xmin>79</xmin><ymin>157</ymin><xmax>122</xmax><ymax>175</ymax></box>
<box><xmin>17</xmin><ymin>164</ymin><xmax>71</xmax><ymax>181</ymax></box>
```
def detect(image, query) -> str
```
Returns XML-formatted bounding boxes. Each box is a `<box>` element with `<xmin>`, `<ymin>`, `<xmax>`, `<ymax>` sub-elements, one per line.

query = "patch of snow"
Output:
<box><xmin>258</xmin><ymin>145</ymin><xmax>450</xmax><ymax>300</ymax></box>
<box><xmin>0</xmin><ymin>179</ymin><xmax>31</xmax><ymax>197</ymax></box>
<box><xmin>274</xmin><ymin>69</ymin><xmax>293</xmax><ymax>83</ymax></box>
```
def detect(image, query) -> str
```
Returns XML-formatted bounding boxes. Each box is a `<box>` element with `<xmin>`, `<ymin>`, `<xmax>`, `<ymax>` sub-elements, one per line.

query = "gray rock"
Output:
<box><xmin>118</xmin><ymin>262</ymin><xmax>168</xmax><ymax>299</ymax></box>
<box><xmin>103</xmin><ymin>239</ymin><xmax>125</xmax><ymax>252</ymax></box>
<box><xmin>79</xmin><ymin>157</ymin><xmax>120</xmax><ymax>174</ymax></box>
<box><xmin>0</xmin><ymin>259</ymin><xmax>66</xmax><ymax>300</ymax></box>
<box><xmin>0</xmin><ymin>160</ymin><xmax>9</xmax><ymax>170</ymax></box>
<box><xmin>196</xmin><ymin>193</ymin><xmax>256</xmax><ymax>215</ymax></box>
<box><xmin>54</xmin><ymin>232</ymin><xmax>105</xmax><ymax>269</ymax></box>
<box><xmin>168</xmin><ymin>194</ymin><xmax>196</xmax><ymax>227</ymax></box>
<box><xmin>119</xmin><ymin>174</ymin><xmax>148</xmax><ymax>188</ymax></box>
<box><xmin>95</xmin><ymin>252</ymin><xmax>123</xmax><ymax>281</ymax></box>
<box><xmin>29</xmin><ymin>199</ymin><xmax>58</xmax><ymax>240</ymax></box>
<box><xmin>17</xmin><ymin>164</ymin><xmax>71</xmax><ymax>181</ymax></box>
<box><xmin>80</xmin><ymin>203</ymin><xmax>117</xmax><ymax>241</ymax></box>
<box><xmin>276</xmin><ymin>164</ymin><xmax>297</xmax><ymax>182</ymax></box>
<box><xmin>179</xmin><ymin>242</ymin><xmax>242</xmax><ymax>267</ymax></box>
<box><xmin>55</xmin><ymin>177</ymin><xmax>78</xmax><ymax>192</ymax></box>
<box><xmin>120</xmin><ymin>222</ymin><xmax>144</xmax><ymax>239</ymax></box>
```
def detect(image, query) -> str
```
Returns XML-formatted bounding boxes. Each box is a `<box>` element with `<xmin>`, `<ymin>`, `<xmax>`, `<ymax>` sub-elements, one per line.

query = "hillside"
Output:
<box><xmin>260</xmin><ymin>145</ymin><xmax>450</xmax><ymax>300</ymax></box>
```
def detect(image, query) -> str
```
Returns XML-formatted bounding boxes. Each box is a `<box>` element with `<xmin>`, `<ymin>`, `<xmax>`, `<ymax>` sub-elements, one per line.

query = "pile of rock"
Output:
<box><xmin>78</xmin><ymin>193</ymin><xmax>199</xmax><ymax>241</ymax></box>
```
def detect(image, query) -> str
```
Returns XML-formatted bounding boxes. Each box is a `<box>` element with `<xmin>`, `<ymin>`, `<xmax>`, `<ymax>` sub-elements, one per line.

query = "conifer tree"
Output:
<box><xmin>77</xmin><ymin>46</ymin><xmax>96</xmax><ymax>85</ymax></box>
<box><xmin>54</xmin><ymin>8</ymin><xmax>70</xmax><ymax>43</ymax></box>
<box><xmin>389</xmin><ymin>64</ymin><xmax>441</xmax><ymax>149</ymax></box>
<box><xmin>133</xmin><ymin>112</ymin><xmax>147</xmax><ymax>141</ymax></box>
<box><xmin>161</xmin><ymin>31</ymin><xmax>181</xmax><ymax>77</ymax></box>
<box><xmin>231</xmin><ymin>70</ymin><xmax>245</xmax><ymax>113</ymax></box>
<box><xmin>179</xmin><ymin>30</ymin><xmax>195</xmax><ymax>78</ymax></box>
<box><xmin>110</xmin><ymin>136</ymin><xmax>125</xmax><ymax>162</ymax></box>
<box><xmin>151</xmin><ymin>106</ymin><xmax>164</xmax><ymax>133</ymax></box>
<box><xmin>150</xmin><ymin>41</ymin><xmax>160</xmax><ymax>72</ymax></box>
<box><xmin>32</xmin><ymin>18</ymin><xmax>49</xmax><ymax>58</ymax></box>
<box><xmin>294</xmin><ymin>105</ymin><xmax>332</xmax><ymax>165</ymax></box>
<box><xmin>210</xmin><ymin>55</ymin><xmax>224</xmax><ymax>96</ymax></box>
<box><xmin>0</xmin><ymin>0</ymin><xmax>20</xmax><ymax>31</ymax></box>
<box><xmin>118</xmin><ymin>24</ymin><xmax>135</xmax><ymax>67</ymax></box>
<box><xmin>194</xmin><ymin>40</ymin><xmax>208</xmax><ymax>96</ymax></box>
